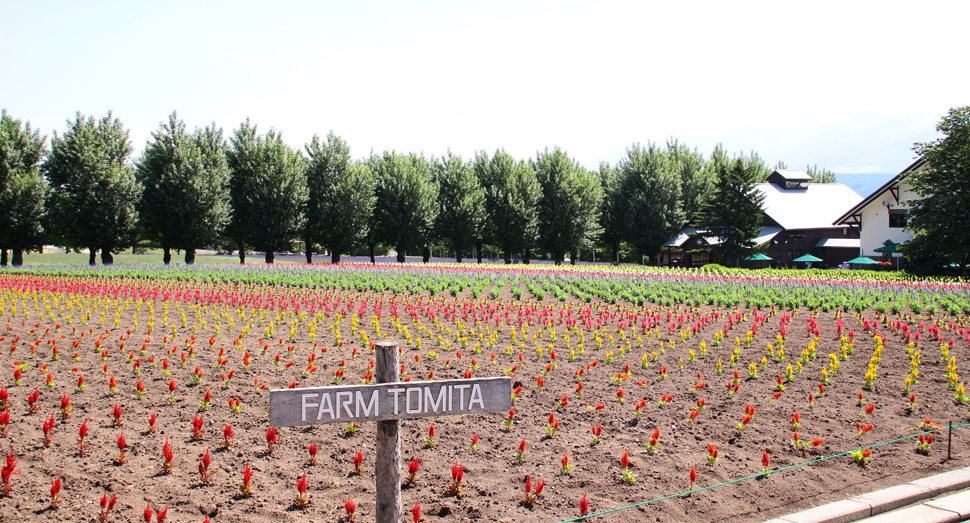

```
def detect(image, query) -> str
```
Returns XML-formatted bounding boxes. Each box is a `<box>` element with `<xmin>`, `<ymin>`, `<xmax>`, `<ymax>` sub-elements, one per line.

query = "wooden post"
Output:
<box><xmin>375</xmin><ymin>340</ymin><xmax>401</xmax><ymax>523</ymax></box>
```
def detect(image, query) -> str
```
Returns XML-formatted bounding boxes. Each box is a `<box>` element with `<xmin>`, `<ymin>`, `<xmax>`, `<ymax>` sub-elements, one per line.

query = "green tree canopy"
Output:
<box><xmin>697</xmin><ymin>145</ymin><xmax>767</xmax><ymax>266</ymax></box>
<box><xmin>532</xmin><ymin>147</ymin><xmax>602</xmax><ymax>265</ymax></box>
<box><xmin>227</xmin><ymin>119</ymin><xmax>308</xmax><ymax>264</ymax></box>
<box><xmin>0</xmin><ymin>109</ymin><xmax>48</xmax><ymax>266</ymax></box>
<box><xmin>667</xmin><ymin>139</ymin><xmax>714</xmax><ymax>221</ymax></box>
<box><xmin>475</xmin><ymin>149</ymin><xmax>540</xmax><ymax>264</ymax></box>
<box><xmin>906</xmin><ymin>106</ymin><xmax>970</xmax><ymax>275</ymax></box>
<box><xmin>305</xmin><ymin>132</ymin><xmax>375</xmax><ymax>264</ymax></box>
<box><xmin>596</xmin><ymin>162</ymin><xmax>625</xmax><ymax>263</ymax></box>
<box><xmin>432</xmin><ymin>150</ymin><xmax>484</xmax><ymax>263</ymax></box>
<box><xmin>618</xmin><ymin>142</ymin><xmax>684</xmax><ymax>264</ymax></box>
<box><xmin>136</xmin><ymin>112</ymin><xmax>232</xmax><ymax>264</ymax></box>
<box><xmin>44</xmin><ymin>111</ymin><xmax>141</xmax><ymax>265</ymax></box>
<box><xmin>805</xmin><ymin>164</ymin><xmax>837</xmax><ymax>183</ymax></box>
<box><xmin>372</xmin><ymin>151</ymin><xmax>438</xmax><ymax>263</ymax></box>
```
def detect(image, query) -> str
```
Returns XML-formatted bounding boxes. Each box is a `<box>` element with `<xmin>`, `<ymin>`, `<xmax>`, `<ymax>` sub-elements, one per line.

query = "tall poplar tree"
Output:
<box><xmin>532</xmin><ymin>147</ymin><xmax>602</xmax><ymax>265</ymax></box>
<box><xmin>305</xmin><ymin>132</ymin><xmax>375</xmax><ymax>264</ymax></box>
<box><xmin>372</xmin><ymin>151</ymin><xmax>437</xmax><ymax>263</ymax></box>
<box><xmin>137</xmin><ymin>112</ymin><xmax>232</xmax><ymax>264</ymax></box>
<box><xmin>475</xmin><ymin>149</ymin><xmax>540</xmax><ymax>264</ymax></box>
<box><xmin>0</xmin><ymin>109</ymin><xmax>48</xmax><ymax>266</ymax></box>
<box><xmin>433</xmin><ymin>150</ymin><xmax>484</xmax><ymax>262</ymax></box>
<box><xmin>227</xmin><ymin>119</ymin><xmax>307</xmax><ymax>264</ymax></box>
<box><xmin>44</xmin><ymin>111</ymin><xmax>141</xmax><ymax>265</ymax></box>
<box><xmin>618</xmin><ymin>142</ymin><xmax>684</xmax><ymax>264</ymax></box>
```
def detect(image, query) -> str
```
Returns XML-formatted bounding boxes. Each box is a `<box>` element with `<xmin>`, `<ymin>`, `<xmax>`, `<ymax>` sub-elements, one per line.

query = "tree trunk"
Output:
<box><xmin>368</xmin><ymin>243</ymin><xmax>376</xmax><ymax>264</ymax></box>
<box><xmin>0</xmin><ymin>249</ymin><xmax>7</xmax><ymax>267</ymax></box>
<box><xmin>12</xmin><ymin>249</ymin><xmax>23</xmax><ymax>267</ymax></box>
<box><xmin>456</xmin><ymin>243</ymin><xmax>462</xmax><ymax>263</ymax></box>
<box><xmin>265</xmin><ymin>251</ymin><xmax>274</xmax><ymax>264</ymax></box>
<box><xmin>88</xmin><ymin>249</ymin><xmax>97</xmax><ymax>265</ymax></box>
<box><xmin>162</xmin><ymin>246</ymin><xmax>171</xmax><ymax>265</ymax></box>
<box><xmin>101</xmin><ymin>249</ymin><xmax>114</xmax><ymax>265</ymax></box>
<box><xmin>422</xmin><ymin>245</ymin><xmax>430</xmax><ymax>263</ymax></box>
<box><xmin>612</xmin><ymin>243</ymin><xmax>619</xmax><ymax>264</ymax></box>
<box><xmin>185</xmin><ymin>248</ymin><xmax>196</xmax><ymax>265</ymax></box>
<box><xmin>523</xmin><ymin>248</ymin><xmax>531</xmax><ymax>264</ymax></box>
<box><xmin>331</xmin><ymin>249</ymin><xmax>341</xmax><ymax>264</ymax></box>
<box><xmin>504</xmin><ymin>250</ymin><xmax>511</xmax><ymax>264</ymax></box>
<box><xmin>476</xmin><ymin>240</ymin><xmax>483</xmax><ymax>264</ymax></box>
<box><xmin>570</xmin><ymin>251</ymin><xmax>576</xmax><ymax>266</ymax></box>
<box><xmin>396</xmin><ymin>245</ymin><xmax>406</xmax><ymax>263</ymax></box>
<box><xmin>237</xmin><ymin>240</ymin><xmax>246</xmax><ymax>264</ymax></box>
<box><xmin>305</xmin><ymin>245</ymin><xmax>313</xmax><ymax>265</ymax></box>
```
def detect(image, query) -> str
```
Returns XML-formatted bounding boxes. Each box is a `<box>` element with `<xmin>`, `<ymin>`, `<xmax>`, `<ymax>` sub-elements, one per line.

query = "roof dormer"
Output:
<box><xmin>767</xmin><ymin>169</ymin><xmax>810</xmax><ymax>190</ymax></box>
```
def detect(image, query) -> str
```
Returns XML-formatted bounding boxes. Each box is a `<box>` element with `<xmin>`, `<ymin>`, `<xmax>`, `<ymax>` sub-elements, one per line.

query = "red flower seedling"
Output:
<box><xmin>791</xmin><ymin>412</ymin><xmax>800</xmax><ymax>430</ymax></box>
<box><xmin>198</xmin><ymin>447</ymin><xmax>217</xmax><ymax>485</ymax></box>
<box><xmin>77</xmin><ymin>419</ymin><xmax>90</xmax><ymax>456</ymax></box>
<box><xmin>425</xmin><ymin>424</ymin><xmax>436</xmax><ymax>447</ymax></box>
<box><xmin>162</xmin><ymin>437</ymin><xmax>175</xmax><ymax>473</ymax></box>
<box><xmin>115</xmin><ymin>431</ymin><xmax>128</xmax><ymax>465</ymax></box>
<box><xmin>521</xmin><ymin>474</ymin><xmax>545</xmax><ymax>506</ymax></box>
<box><xmin>143</xmin><ymin>502</ymin><xmax>152</xmax><ymax>523</ymax></box>
<box><xmin>579</xmin><ymin>493</ymin><xmax>590</xmax><ymax>519</ymax></box>
<box><xmin>308</xmin><ymin>444</ymin><xmax>318</xmax><ymax>465</ymax></box>
<box><xmin>156</xmin><ymin>505</ymin><xmax>168</xmax><ymax>523</ymax></box>
<box><xmin>97</xmin><ymin>492</ymin><xmax>118</xmax><ymax>523</ymax></box>
<box><xmin>760</xmin><ymin>450</ymin><xmax>771</xmax><ymax>476</ymax></box>
<box><xmin>77</xmin><ymin>374</ymin><xmax>86</xmax><ymax>392</ymax></box>
<box><xmin>812</xmin><ymin>438</ymin><xmax>824</xmax><ymax>449</ymax></box>
<box><xmin>446</xmin><ymin>461</ymin><xmax>464</xmax><ymax>496</ymax></box>
<box><xmin>469</xmin><ymin>433</ymin><xmax>479</xmax><ymax>451</ymax></box>
<box><xmin>199</xmin><ymin>389</ymin><xmax>214</xmax><ymax>411</ymax></box>
<box><xmin>503</xmin><ymin>408</ymin><xmax>515</xmax><ymax>429</ymax></box>
<box><xmin>168</xmin><ymin>379</ymin><xmax>177</xmax><ymax>403</ymax></box>
<box><xmin>228</xmin><ymin>398</ymin><xmax>242</xmax><ymax>414</ymax></box>
<box><xmin>406</xmin><ymin>456</ymin><xmax>420</xmax><ymax>486</ymax></box>
<box><xmin>859</xmin><ymin>403</ymin><xmax>875</xmax><ymax>419</ymax></box>
<box><xmin>191</xmin><ymin>414</ymin><xmax>205</xmax><ymax>441</ymax></box>
<box><xmin>50</xmin><ymin>476</ymin><xmax>62</xmax><ymax>509</ymax></box>
<box><xmin>221</xmin><ymin>424</ymin><xmax>235</xmax><ymax>449</ymax></box>
<box><xmin>26</xmin><ymin>388</ymin><xmax>40</xmax><ymax>414</ymax></box>
<box><xmin>42</xmin><ymin>412</ymin><xmax>55</xmax><ymax>447</ymax></box>
<box><xmin>856</xmin><ymin>422</ymin><xmax>874</xmax><ymax>438</ymax></box>
<box><xmin>916</xmin><ymin>434</ymin><xmax>934</xmax><ymax>454</ymax></box>
<box><xmin>111</xmin><ymin>403</ymin><xmax>123</xmax><ymax>427</ymax></box>
<box><xmin>515</xmin><ymin>438</ymin><xmax>527</xmax><ymax>463</ymax></box>
<box><xmin>908</xmin><ymin>393</ymin><xmax>918</xmax><ymax>411</ymax></box>
<box><xmin>0</xmin><ymin>410</ymin><xmax>10</xmax><ymax>439</ymax></box>
<box><xmin>556</xmin><ymin>394</ymin><xmax>568</xmax><ymax>409</ymax></box>
<box><xmin>707</xmin><ymin>444</ymin><xmax>719</xmax><ymax>465</ymax></box>
<box><xmin>850</xmin><ymin>447</ymin><xmax>872</xmax><ymax>465</ymax></box>
<box><xmin>412</xmin><ymin>501</ymin><xmax>423</xmax><ymax>523</ymax></box>
<box><xmin>60</xmin><ymin>393</ymin><xmax>72</xmax><ymax>419</ymax></box>
<box><xmin>147</xmin><ymin>412</ymin><xmax>157</xmax><ymax>433</ymax></box>
<box><xmin>545</xmin><ymin>412</ymin><xmax>559</xmax><ymax>437</ymax></box>
<box><xmin>353</xmin><ymin>450</ymin><xmax>364</xmax><ymax>474</ymax></box>
<box><xmin>293</xmin><ymin>472</ymin><xmax>310</xmax><ymax>508</ymax></box>
<box><xmin>656</xmin><ymin>393</ymin><xmax>672</xmax><ymax>407</ymax></box>
<box><xmin>135</xmin><ymin>380</ymin><xmax>146</xmax><ymax>398</ymax></box>
<box><xmin>343</xmin><ymin>496</ymin><xmax>358</xmax><ymax>521</ymax></box>
<box><xmin>620</xmin><ymin>451</ymin><xmax>636</xmax><ymax>484</ymax></box>
<box><xmin>590</xmin><ymin>424</ymin><xmax>603</xmax><ymax>445</ymax></box>
<box><xmin>239</xmin><ymin>463</ymin><xmax>255</xmax><ymax>497</ymax></box>
<box><xmin>736</xmin><ymin>414</ymin><xmax>752</xmax><ymax>432</ymax></box>
<box><xmin>561</xmin><ymin>453</ymin><xmax>574</xmax><ymax>475</ymax></box>
<box><xmin>615</xmin><ymin>388</ymin><xmax>625</xmax><ymax>403</ymax></box>
<box><xmin>265</xmin><ymin>427</ymin><xmax>279</xmax><ymax>455</ymax></box>
<box><xmin>633</xmin><ymin>399</ymin><xmax>647</xmax><ymax>416</ymax></box>
<box><xmin>644</xmin><ymin>428</ymin><xmax>660</xmax><ymax>454</ymax></box>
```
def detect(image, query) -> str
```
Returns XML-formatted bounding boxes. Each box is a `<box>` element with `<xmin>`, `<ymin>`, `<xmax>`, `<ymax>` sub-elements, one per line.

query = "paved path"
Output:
<box><xmin>765</xmin><ymin>467</ymin><xmax>970</xmax><ymax>523</ymax></box>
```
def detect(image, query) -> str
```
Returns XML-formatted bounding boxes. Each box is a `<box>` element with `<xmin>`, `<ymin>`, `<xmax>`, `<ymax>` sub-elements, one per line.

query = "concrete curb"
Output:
<box><xmin>764</xmin><ymin>467</ymin><xmax>970</xmax><ymax>523</ymax></box>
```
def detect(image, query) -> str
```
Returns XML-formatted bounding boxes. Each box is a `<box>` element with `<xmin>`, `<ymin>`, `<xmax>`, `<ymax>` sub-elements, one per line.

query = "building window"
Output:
<box><xmin>889</xmin><ymin>209</ymin><xmax>907</xmax><ymax>228</ymax></box>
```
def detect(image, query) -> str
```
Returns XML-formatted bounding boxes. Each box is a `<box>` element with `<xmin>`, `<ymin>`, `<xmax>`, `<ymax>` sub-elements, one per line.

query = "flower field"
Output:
<box><xmin>0</xmin><ymin>263</ymin><xmax>969</xmax><ymax>522</ymax></box>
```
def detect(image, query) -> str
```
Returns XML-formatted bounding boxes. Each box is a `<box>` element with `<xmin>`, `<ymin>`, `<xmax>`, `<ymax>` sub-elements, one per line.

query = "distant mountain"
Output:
<box><xmin>832</xmin><ymin>172</ymin><xmax>897</xmax><ymax>198</ymax></box>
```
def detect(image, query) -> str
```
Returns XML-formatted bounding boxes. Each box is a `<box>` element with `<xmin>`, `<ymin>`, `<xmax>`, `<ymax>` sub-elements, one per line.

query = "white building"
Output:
<box><xmin>833</xmin><ymin>159</ymin><xmax>927</xmax><ymax>257</ymax></box>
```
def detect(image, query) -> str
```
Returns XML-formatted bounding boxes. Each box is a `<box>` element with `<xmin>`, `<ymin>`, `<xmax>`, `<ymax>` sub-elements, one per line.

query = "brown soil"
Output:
<box><xmin>0</xmin><ymin>275</ymin><xmax>967</xmax><ymax>523</ymax></box>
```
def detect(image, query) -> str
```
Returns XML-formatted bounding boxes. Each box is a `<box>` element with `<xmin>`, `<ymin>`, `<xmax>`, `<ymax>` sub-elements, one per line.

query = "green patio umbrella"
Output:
<box><xmin>872</xmin><ymin>242</ymin><xmax>904</xmax><ymax>253</ymax></box>
<box><xmin>745</xmin><ymin>253</ymin><xmax>772</xmax><ymax>261</ymax></box>
<box><xmin>847</xmin><ymin>256</ymin><xmax>879</xmax><ymax>265</ymax></box>
<box><xmin>792</xmin><ymin>254</ymin><xmax>822</xmax><ymax>263</ymax></box>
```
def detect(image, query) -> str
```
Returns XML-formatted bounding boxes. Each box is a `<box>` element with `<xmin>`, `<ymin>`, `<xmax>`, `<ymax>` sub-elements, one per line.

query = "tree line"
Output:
<box><xmin>0</xmin><ymin>109</ymin><xmax>839</xmax><ymax>267</ymax></box>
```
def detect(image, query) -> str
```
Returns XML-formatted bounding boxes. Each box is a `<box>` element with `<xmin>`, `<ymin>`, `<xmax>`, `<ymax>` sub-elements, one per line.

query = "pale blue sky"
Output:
<box><xmin>1</xmin><ymin>0</ymin><xmax>966</xmax><ymax>179</ymax></box>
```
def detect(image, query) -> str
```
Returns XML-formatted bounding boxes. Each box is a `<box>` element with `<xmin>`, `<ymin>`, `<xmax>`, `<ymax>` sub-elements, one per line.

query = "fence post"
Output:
<box><xmin>948</xmin><ymin>420</ymin><xmax>953</xmax><ymax>461</ymax></box>
<box><xmin>375</xmin><ymin>340</ymin><xmax>402</xmax><ymax>523</ymax></box>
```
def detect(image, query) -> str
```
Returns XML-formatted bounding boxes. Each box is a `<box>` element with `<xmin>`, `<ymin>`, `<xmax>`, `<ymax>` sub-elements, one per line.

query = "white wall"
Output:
<box><xmin>859</xmin><ymin>180</ymin><xmax>921</xmax><ymax>255</ymax></box>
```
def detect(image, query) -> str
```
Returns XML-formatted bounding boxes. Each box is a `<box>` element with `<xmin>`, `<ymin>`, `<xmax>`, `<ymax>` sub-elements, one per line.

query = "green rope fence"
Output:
<box><xmin>557</xmin><ymin>422</ymin><xmax>969</xmax><ymax>523</ymax></box>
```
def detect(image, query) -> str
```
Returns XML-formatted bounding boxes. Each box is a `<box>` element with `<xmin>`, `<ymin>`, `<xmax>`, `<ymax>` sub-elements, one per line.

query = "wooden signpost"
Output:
<box><xmin>269</xmin><ymin>340</ymin><xmax>512</xmax><ymax>523</ymax></box>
